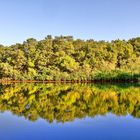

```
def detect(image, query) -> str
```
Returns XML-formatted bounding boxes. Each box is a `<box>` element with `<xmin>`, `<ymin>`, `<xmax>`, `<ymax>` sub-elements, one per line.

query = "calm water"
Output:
<box><xmin>0</xmin><ymin>83</ymin><xmax>140</xmax><ymax>140</ymax></box>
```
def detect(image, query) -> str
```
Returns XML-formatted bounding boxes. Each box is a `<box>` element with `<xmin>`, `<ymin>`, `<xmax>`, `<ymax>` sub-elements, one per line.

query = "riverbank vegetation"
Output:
<box><xmin>0</xmin><ymin>36</ymin><xmax>140</xmax><ymax>81</ymax></box>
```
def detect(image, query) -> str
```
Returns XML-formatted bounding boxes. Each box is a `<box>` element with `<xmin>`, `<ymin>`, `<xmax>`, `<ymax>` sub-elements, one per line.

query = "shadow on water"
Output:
<box><xmin>0</xmin><ymin>83</ymin><xmax>140</xmax><ymax>123</ymax></box>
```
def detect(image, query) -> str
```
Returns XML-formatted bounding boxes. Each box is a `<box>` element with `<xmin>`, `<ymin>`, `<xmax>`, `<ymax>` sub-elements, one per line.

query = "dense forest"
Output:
<box><xmin>0</xmin><ymin>83</ymin><xmax>140</xmax><ymax>122</ymax></box>
<box><xmin>0</xmin><ymin>36</ymin><xmax>140</xmax><ymax>81</ymax></box>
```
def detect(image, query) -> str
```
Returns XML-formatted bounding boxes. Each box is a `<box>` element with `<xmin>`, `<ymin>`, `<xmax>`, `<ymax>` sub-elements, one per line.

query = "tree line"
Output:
<box><xmin>0</xmin><ymin>36</ymin><xmax>140</xmax><ymax>81</ymax></box>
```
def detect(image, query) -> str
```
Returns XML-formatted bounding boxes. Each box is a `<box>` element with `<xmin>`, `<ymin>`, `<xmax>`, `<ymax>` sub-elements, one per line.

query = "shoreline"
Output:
<box><xmin>0</xmin><ymin>79</ymin><xmax>139</xmax><ymax>83</ymax></box>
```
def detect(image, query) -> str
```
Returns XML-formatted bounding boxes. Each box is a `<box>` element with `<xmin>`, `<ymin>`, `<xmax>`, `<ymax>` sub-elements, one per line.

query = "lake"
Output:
<box><xmin>0</xmin><ymin>83</ymin><xmax>140</xmax><ymax>140</ymax></box>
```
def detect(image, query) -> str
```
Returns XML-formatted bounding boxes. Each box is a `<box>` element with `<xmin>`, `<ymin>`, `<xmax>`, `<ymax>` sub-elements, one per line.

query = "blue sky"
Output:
<box><xmin>0</xmin><ymin>0</ymin><xmax>140</xmax><ymax>45</ymax></box>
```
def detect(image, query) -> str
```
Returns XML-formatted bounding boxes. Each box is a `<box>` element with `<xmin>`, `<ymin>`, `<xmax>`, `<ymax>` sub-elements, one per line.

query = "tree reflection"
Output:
<box><xmin>0</xmin><ymin>83</ymin><xmax>140</xmax><ymax>123</ymax></box>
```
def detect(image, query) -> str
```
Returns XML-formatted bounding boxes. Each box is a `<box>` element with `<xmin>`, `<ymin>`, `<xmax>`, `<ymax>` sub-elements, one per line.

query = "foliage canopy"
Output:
<box><xmin>0</xmin><ymin>36</ymin><xmax>140</xmax><ymax>81</ymax></box>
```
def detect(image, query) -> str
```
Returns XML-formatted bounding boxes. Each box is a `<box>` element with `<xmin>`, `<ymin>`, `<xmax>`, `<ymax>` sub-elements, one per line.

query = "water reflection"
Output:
<box><xmin>0</xmin><ymin>83</ymin><xmax>140</xmax><ymax>123</ymax></box>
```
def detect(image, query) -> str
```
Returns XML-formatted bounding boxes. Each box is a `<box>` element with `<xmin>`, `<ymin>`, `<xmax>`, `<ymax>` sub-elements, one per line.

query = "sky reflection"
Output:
<box><xmin>0</xmin><ymin>112</ymin><xmax>140</xmax><ymax>140</ymax></box>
